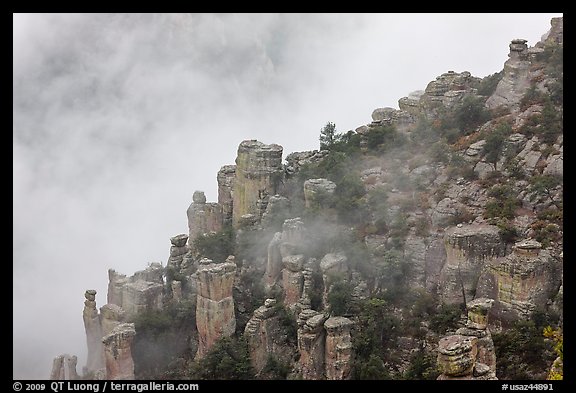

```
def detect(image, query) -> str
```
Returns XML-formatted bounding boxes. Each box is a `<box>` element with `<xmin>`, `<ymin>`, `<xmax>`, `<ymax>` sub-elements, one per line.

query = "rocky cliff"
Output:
<box><xmin>56</xmin><ymin>17</ymin><xmax>562</xmax><ymax>381</ymax></box>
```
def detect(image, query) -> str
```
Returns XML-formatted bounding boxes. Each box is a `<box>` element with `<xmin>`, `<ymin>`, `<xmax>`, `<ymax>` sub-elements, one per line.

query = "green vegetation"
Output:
<box><xmin>193</xmin><ymin>227</ymin><xmax>235</xmax><ymax>262</ymax></box>
<box><xmin>133</xmin><ymin>300</ymin><xmax>196</xmax><ymax>378</ymax></box>
<box><xmin>429</xmin><ymin>303</ymin><xmax>462</xmax><ymax>334</ymax></box>
<box><xmin>404</xmin><ymin>350</ymin><xmax>440</xmax><ymax>380</ymax></box>
<box><xmin>543</xmin><ymin>326</ymin><xmax>563</xmax><ymax>380</ymax></box>
<box><xmin>352</xmin><ymin>297</ymin><xmax>400</xmax><ymax>379</ymax></box>
<box><xmin>261</xmin><ymin>355</ymin><xmax>291</xmax><ymax>379</ymax></box>
<box><xmin>528</xmin><ymin>175</ymin><xmax>562</xmax><ymax>209</ymax></box>
<box><xmin>273</xmin><ymin>303</ymin><xmax>298</xmax><ymax>345</ymax></box>
<box><xmin>188</xmin><ymin>336</ymin><xmax>255</xmax><ymax>379</ymax></box>
<box><xmin>483</xmin><ymin>184</ymin><xmax>521</xmax><ymax>220</ymax></box>
<box><xmin>482</xmin><ymin>123</ymin><xmax>512</xmax><ymax>170</ymax></box>
<box><xmin>319</xmin><ymin>121</ymin><xmax>338</xmax><ymax>151</ymax></box>
<box><xmin>477</xmin><ymin>71</ymin><xmax>503</xmax><ymax>97</ymax></box>
<box><xmin>327</xmin><ymin>280</ymin><xmax>354</xmax><ymax>316</ymax></box>
<box><xmin>493</xmin><ymin>314</ymin><xmax>558</xmax><ymax>380</ymax></box>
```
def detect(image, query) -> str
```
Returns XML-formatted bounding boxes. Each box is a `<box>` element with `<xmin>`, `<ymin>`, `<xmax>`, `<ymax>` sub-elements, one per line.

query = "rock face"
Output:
<box><xmin>50</xmin><ymin>354</ymin><xmax>79</xmax><ymax>380</ymax></box>
<box><xmin>440</xmin><ymin>224</ymin><xmax>507</xmax><ymax>305</ymax></box>
<box><xmin>102</xmin><ymin>323</ymin><xmax>136</xmax><ymax>380</ymax></box>
<box><xmin>107</xmin><ymin>264</ymin><xmax>164</xmax><ymax>318</ymax></box>
<box><xmin>187</xmin><ymin>191</ymin><xmax>223</xmax><ymax>245</ymax></box>
<box><xmin>82</xmin><ymin>290</ymin><xmax>105</xmax><ymax>373</ymax></box>
<box><xmin>324</xmin><ymin>317</ymin><xmax>353</xmax><ymax>380</ymax></box>
<box><xmin>232</xmin><ymin>140</ymin><xmax>283</xmax><ymax>227</ymax></box>
<box><xmin>217</xmin><ymin>165</ymin><xmax>236</xmax><ymax>226</ymax></box>
<box><xmin>244</xmin><ymin>298</ymin><xmax>294</xmax><ymax>375</ymax></box>
<box><xmin>297</xmin><ymin>309</ymin><xmax>328</xmax><ymax>379</ymax></box>
<box><xmin>261</xmin><ymin>194</ymin><xmax>291</xmax><ymax>229</ymax></box>
<box><xmin>487</xmin><ymin>18</ymin><xmax>563</xmax><ymax>110</ymax></box>
<box><xmin>195</xmin><ymin>258</ymin><xmax>237</xmax><ymax>359</ymax></box>
<box><xmin>264</xmin><ymin>217</ymin><xmax>311</xmax><ymax>309</ymax></box>
<box><xmin>320</xmin><ymin>252</ymin><xmax>348</xmax><ymax>308</ymax></box>
<box><xmin>476</xmin><ymin>240</ymin><xmax>562</xmax><ymax>322</ymax></box>
<box><xmin>420</xmin><ymin>71</ymin><xmax>480</xmax><ymax>113</ymax></box>
<box><xmin>303</xmin><ymin>178</ymin><xmax>336</xmax><ymax>209</ymax></box>
<box><xmin>100</xmin><ymin>304</ymin><xmax>125</xmax><ymax>336</ymax></box>
<box><xmin>438</xmin><ymin>298</ymin><xmax>497</xmax><ymax>380</ymax></box>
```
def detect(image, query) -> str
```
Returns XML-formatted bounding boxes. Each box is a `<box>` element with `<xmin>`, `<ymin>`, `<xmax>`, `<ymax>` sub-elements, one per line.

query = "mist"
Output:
<box><xmin>13</xmin><ymin>13</ymin><xmax>561</xmax><ymax>379</ymax></box>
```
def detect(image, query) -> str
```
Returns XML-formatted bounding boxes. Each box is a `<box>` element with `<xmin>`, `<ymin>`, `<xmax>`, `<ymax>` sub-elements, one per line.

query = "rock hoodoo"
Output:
<box><xmin>82</xmin><ymin>290</ymin><xmax>105</xmax><ymax>374</ymax></box>
<box><xmin>195</xmin><ymin>257</ymin><xmax>237</xmax><ymax>359</ymax></box>
<box><xmin>50</xmin><ymin>354</ymin><xmax>79</xmax><ymax>380</ymax></box>
<box><xmin>437</xmin><ymin>298</ymin><xmax>497</xmax><ymax>380</ymax></box>
<box><xmin>232</xmin><ymin>140</ymin><xmax>283</xmax><ymax>227</ymax></box>
<box><xmin>102</xmin><ymin>323</ymin><xmax>136</xmax><ymax>380</ymax></box>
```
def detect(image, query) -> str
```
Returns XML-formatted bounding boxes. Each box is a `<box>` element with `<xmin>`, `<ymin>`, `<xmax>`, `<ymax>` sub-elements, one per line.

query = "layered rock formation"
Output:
<box><xmin>187</xmin><ymin>191</ymin><xmax>223</xmax><ymax>245</ymax></box>
<box><xmin>324</xmin><ymin>317</ymin><xmax>353</xmax><ymax>380</ymax></box>
<box><xmin>437</xmin><ymin>298</ymin><xmax>497</xmax><ymax>380</ymax></box>
<box><xmin>264</xmin><ymin>217</ymin><xmax>312</xmax><ymax>308</ymax></box>
<box><xmin>303</xmin><ymin>178</ymin><xmax>336</xmax><ymax>209</ymax></box>
<box><xmin>440</xmin><ymin>224</ymin><xmax>507</xmax><ymax>305</ymax></box>
<box><xmin>195</xmin><ymin>257</ymin><xmax>237</xmax><ymax>359</ymax></box>
<box><xmin>50</xmin><ymin>354</ymin><xmax>79</xmax><ymax>380</ymax></box>
<box><xmin>486</xmin><ymin>17</ymin><xmax>563</xmax><ymax>111</ymax></box>
<box><xmin>107</xmin><ymin>264</ymin><xmax>164</xmax><ymax>318</ymax></box>
<box><xmin>244</xmin><ymin>298</ymin><xmax>295</xmax><ymax>375</ymax></box>
<box><xmin>217</xmin><ymin>165</ymin><xmax>236</xmax><ymax>225</ymax></box>
<box><xmin>476</xmin><ymin>239</ymin><xmax>562</xmax><ymax>322</ymax></box>
<box><xmin>297</xmin><ymin>309</ymin><xmax>327</xmax><ymax>379</ymax></box>
<box><xmin>102</xmin><ymin>323</ymin><xmax>136</xmax><ymax>380</ymax></box>
<box><xmin>232</xmin><ymin>140</ymin><xmax>283</xmax><ymax>227</ymax></box>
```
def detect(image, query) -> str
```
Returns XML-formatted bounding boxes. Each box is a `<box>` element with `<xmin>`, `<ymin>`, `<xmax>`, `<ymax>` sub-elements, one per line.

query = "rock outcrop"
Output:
<box><xmin>244</xmin><ymin>298</ymin><xmax>295</xmax><ymax>375</ymax></box>
<box><xmin>324</xmin><ymin>317</ymin><xmax>353</xmax><ymax>380</ymax></box>
<box><xmin>437</xmin><ymin>298</ymin><xmax>497</xmax><ymax>380</ymax></box>
<box><xmin>232</xmin><ymin>140</ymin><xmax>283</xmax><ymax>227</ymax></box>
<box><xmin>82</xmin><ymin>290</ymin><xmax>105</xmax><ymax>373</ymax></box>
<box><xmin>440</xmin><ymin>224</ymin><xmax>507</xmax><ymax>305</ymax></box>
<box><xmin>303</xmin><ymin>178</ymin><xmax>336</xmax><ymax>209</ymax></box>
<box><xmin>195</xmin><ymin>257</ymin><xmax>237</xmax><ymax>359</ymax></box>
<box><xmin>102</xmin><ymin>323</ymin><xmax>136</xmax><ymax>380</ymax></box>
<box><xmin>50</xmin><ymin>354</ymin><xmax>79</xmax><ymax>380</ymax></box>
<box><xmin>107</xmin><ymin>264</ymin><xmax>164</xmax><ymax>318</ymax></box>
<box><xmin>217</xmin><ymin>165</ymin><xmax>236</xmax><ymax>226</ymax></box>
<box><xmin>297</xmin><ymin>309</ymin><xmax>328</xmax><ymax>379</ymax></box>
<box><xmin>476</xmin><ymin>239</ymin><xmax>562</xmax><ymax>322</ymax></box>
<box><xmin>261</xmin><ymin>194</ymin><xmax>291</xmax><ymax>229</ymax></box>
<box><xmin>187</xmin><ymin>191</ymin><xmax>223</xmax><ymax>245</ymax></box>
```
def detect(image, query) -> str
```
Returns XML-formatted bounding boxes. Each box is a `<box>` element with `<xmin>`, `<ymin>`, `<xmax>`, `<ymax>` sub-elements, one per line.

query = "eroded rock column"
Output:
<box><xmin>187</xmin><ymin>191</ymin><xmax>223</xmax><ymax>246</ymax></box>
<box><xmin>102</xmin><ymin>323</ymin><xmax>136</xmax><ymax>380</ymax></box>
<box><xmin>82</xmin><ymin>290</ymin><xmax>105</xmax><ymax>373</ymax></box>
<box><xmin>437</xmin><ymin>297</ymin><xmax>497</xmax><ymax>380</ymax></box>
<box><xmin>297</xmin><ymin>309</ymin><xmax>327</xmax><ymax>379</ymax></box>
<box><xmin>195</xmin><ymin>257</ymin><xmax>237</xmax><ymax>359</ymax></box>
<box><xmin>324</xmin><ymin>317</ymin><xmax>354</xmax><ymax>380</ymax></box>
<box><xmin>50</xmin><ymin>354</ymin><xmax>79</xmax><ymax>380</ymax></box>
<box><xmin>232</xmin><ymin>140</ymin><xmax>283</xmax><ymax>227</ymax></box>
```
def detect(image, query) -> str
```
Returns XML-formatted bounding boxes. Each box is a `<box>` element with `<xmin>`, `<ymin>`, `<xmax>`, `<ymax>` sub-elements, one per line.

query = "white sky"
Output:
<box><xmin>13</xmin><ymin>13</ymin><xmax>562</xmax><ymax>379</ymax></box>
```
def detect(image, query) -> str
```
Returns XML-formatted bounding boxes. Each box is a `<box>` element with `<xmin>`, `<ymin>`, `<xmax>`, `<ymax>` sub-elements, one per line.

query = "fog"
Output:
<box><xmin>13</xmin><ymin>13</ymin><xmax>561</xmax><ymax>379</ymax></box>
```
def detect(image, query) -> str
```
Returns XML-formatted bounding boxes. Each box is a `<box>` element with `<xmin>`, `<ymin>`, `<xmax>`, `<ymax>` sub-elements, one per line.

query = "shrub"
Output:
<box><xmin>327</xmin><ymin>280</ymin><xmax>354</xmax><ymax>316</ymax></box>
<box><xmin>193</xmin><ymin>227</ymin><xmax>235</xmax><ymax>262</ymax></box>
<box><xmin>404</xmin><ymin>350</ymin><xmax>440</xmax><ymax>380</ymax></box>
<box><xmin>189</xmin><ymin>336</ymin><xmax>255</xmax><ymax>379</ymax></box>
<box><xmin>477</xmin><ymin>71</ymin><xmax>503</xmax><ymax>97</ymax></box>
<box><xmin>319</xmin><ymin>121</ymin><xmax>338</xmax><ymax>151</ymax></box>
<box><xmin>455</xmin><ymin>95</ymin><xmax>491</xmax><ymax>134</ymax></box>
<box><xmin>493</xmin><ymin>319</ymin><xmax>556</xmax><ymax>380</ymax></box>
<box><xmin>429</xmin><ymin>303</ymin><xmax>462</xmax><ymax>334</ymax></box>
